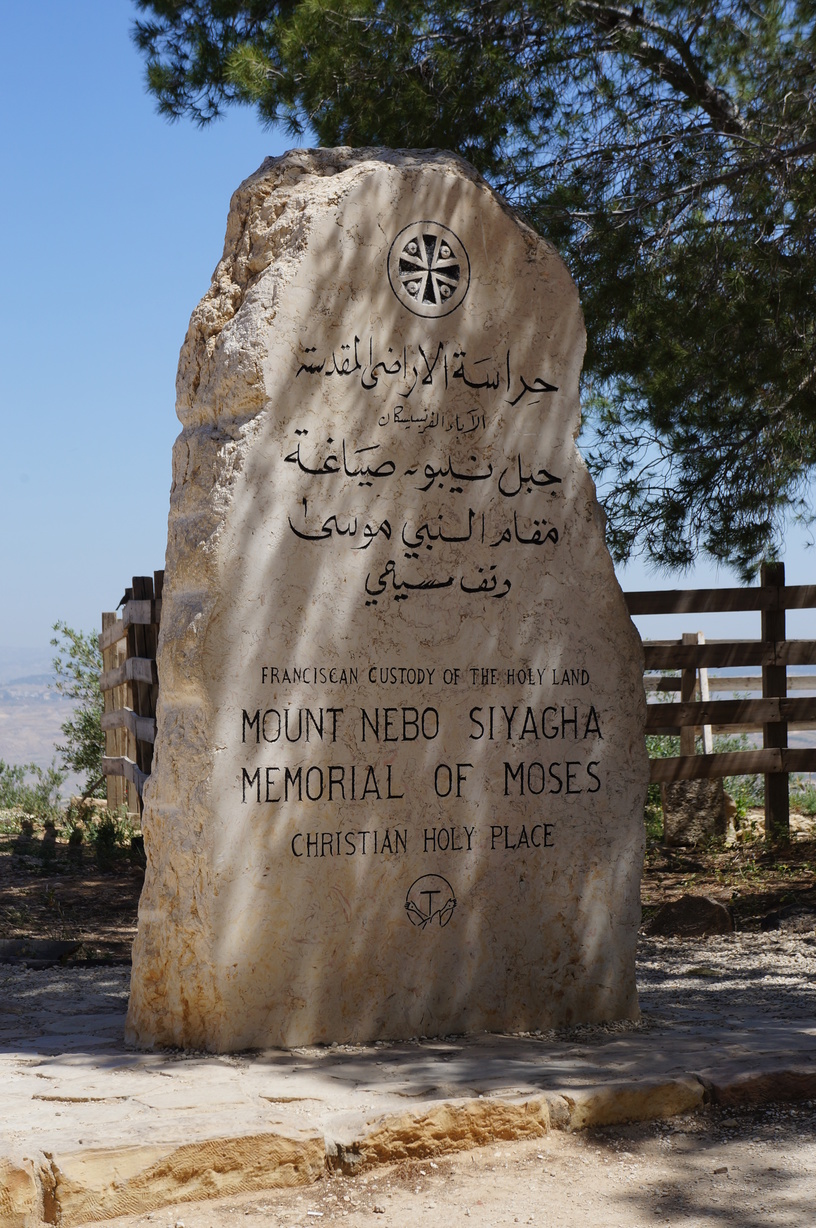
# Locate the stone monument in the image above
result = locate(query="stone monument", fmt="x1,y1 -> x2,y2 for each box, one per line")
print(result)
126,149 -> 649,1051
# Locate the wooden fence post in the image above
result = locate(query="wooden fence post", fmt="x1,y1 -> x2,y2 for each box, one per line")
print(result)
762,560 -> 789,843
678,631 -> 713,758
101,612 -> 126,810
100,573 -> 163,814
697,636 -> 714,755
128,574 -> 158,806
680,632 -> 698,756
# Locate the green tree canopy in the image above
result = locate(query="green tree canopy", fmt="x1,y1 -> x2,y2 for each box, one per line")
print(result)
51,622 -> 105,797
133,1 -> 816,575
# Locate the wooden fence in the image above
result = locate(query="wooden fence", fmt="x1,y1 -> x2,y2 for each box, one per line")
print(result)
99,573 -> 163,813
99,563 -> 816,839
626,562 -> 816,841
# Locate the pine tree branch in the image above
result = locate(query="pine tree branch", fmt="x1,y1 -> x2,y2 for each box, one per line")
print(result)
577,1 -> 745,134
561,136 -> 816,220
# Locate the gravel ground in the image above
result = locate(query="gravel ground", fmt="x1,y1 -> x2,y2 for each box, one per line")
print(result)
637,932 -> 816,1027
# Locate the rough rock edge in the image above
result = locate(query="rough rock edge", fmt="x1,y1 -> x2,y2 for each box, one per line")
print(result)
175,146 -> 546,428
6,1069 -> 816,1227
0,1155 -> 43,1228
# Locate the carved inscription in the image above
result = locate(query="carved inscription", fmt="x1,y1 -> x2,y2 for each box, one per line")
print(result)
236,661 -> 604,924
229,221 -> 604,926
288,330 -> 562,608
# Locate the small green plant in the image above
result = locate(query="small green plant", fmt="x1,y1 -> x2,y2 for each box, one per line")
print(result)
0,905 -> 29,929
790,777 -> 816,816
85,806 -> 136,869
798,788 -> 816,816
67,824 -> 84,866
716,733 -> 764,817
0,759 -> 65,821
63,798 -> 93,838
39,818 -> 58,866
642,675 -> 682,840
92,814 -> 119,869
644,731 -> 680,841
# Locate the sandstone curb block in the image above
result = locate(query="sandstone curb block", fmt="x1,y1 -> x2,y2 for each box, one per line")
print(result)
698,1064 -> 816,1108
331,1096 -> 554,1171
4,1066 -> 816,1227
0,1157 -> 43,1228
557,1076 -> 706,1130
47,1133 -> 325,1227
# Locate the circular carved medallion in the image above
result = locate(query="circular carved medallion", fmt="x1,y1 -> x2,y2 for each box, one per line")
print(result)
405,874 -> 457,928
387,222 -> 470,317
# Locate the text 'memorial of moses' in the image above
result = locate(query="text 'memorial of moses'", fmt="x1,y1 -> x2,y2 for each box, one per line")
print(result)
126,149 -> 648,1051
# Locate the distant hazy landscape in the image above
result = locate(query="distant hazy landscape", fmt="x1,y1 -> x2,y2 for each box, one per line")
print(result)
0,647 -> 83,795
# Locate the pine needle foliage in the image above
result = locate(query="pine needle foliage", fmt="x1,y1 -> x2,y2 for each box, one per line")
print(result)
133,1 -> 816,575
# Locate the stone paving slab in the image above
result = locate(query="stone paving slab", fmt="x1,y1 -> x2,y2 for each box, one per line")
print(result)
1,933 -> 815,1225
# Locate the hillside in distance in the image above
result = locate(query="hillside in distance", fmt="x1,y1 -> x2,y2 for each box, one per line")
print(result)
0,648 -> 83,795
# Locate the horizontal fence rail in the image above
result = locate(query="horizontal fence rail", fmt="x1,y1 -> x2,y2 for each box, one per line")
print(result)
626,585 -> 816,615
646,674 -> 816,692
645,696 -> 816,734
641,640 -> 816,669
648,747 -> 816,784
627,561 -> 816,841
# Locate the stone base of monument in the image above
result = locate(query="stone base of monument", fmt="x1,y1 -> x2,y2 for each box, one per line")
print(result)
661,779 -> 727,846
6,1065 -> 816,1225
23,1083 -> 707,1226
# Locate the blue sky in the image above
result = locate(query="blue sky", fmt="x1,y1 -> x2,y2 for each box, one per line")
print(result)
0,0 -> 813,658
0,1 -> 288,655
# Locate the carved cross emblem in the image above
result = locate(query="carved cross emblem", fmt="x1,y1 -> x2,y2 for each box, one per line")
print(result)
388,222 -> 471,317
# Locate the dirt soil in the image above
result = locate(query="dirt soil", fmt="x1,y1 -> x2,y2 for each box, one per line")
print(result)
642,818 -> 816,934
0,820 -> 143,961
0,814 -> 815,960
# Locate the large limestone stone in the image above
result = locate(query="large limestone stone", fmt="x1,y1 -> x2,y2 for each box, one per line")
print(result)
126,148 -> 648,1051
643,894 -> 734,938
661,779 -> 726,846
